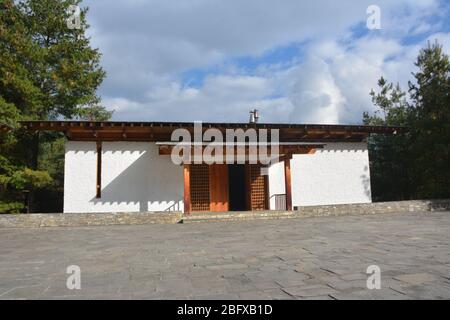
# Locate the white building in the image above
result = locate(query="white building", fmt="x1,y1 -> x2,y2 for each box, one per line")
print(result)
23,121 -> 402,213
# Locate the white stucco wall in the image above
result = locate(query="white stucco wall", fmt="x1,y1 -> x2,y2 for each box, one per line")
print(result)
268,161 -> 285,209
64,141 -> 183,213
65,141 -> 371,212
268,142 -> 371,208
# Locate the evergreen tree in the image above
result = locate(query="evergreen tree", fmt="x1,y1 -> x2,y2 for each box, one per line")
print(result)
0,0 -> 112,212
365,41 -> 450,201
408,41 -> 450,198
364,78 -> 414,201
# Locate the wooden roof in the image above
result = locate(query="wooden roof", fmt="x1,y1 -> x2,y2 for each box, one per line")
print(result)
20,120 -> 407,142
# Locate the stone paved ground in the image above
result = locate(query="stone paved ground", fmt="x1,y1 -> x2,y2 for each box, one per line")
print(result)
0,211 -> 449,300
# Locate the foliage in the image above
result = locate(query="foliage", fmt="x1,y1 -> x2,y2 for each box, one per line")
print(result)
365,41 -> 450,201
0,0 -> 112,213
408,41 -> 450,198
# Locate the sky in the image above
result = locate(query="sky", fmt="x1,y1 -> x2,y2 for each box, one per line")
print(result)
83,0 -> 450,124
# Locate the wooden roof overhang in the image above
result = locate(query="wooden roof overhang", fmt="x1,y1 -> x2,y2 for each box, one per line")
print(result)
19,121 -> 407,143
0,123 -> 13,133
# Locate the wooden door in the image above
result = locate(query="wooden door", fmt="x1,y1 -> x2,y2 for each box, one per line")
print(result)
246,164 -> 268,211
189,164 -> 210,212
209,164 -> 229,212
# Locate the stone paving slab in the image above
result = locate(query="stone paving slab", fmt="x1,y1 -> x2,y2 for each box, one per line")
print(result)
0,211 -> 449,299
393,273 -> 437,285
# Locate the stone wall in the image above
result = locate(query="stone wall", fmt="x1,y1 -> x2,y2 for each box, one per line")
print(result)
0,211 -> 183,228
295,199 -> 450,217
0,199 -> 449,228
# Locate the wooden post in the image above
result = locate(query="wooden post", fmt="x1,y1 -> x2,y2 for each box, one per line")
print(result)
183,164 -> 191,214
264,172 -> 269,210
245,164 -> 251,210
284,154 -> 292,211
96,141 -> 102,198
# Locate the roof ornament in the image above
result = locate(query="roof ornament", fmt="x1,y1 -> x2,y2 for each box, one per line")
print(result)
249,109 -> 259,124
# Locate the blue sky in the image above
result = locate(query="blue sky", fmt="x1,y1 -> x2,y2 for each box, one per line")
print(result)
181,41 -> 307,88
84,0 -> 450,124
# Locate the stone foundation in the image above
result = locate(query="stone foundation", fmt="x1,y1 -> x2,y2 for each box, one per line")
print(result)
0,211 -> 183,228
0,199 -> 449,228
295,199 -> 450,217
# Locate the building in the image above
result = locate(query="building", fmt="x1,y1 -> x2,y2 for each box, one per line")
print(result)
21,121 -> 403,214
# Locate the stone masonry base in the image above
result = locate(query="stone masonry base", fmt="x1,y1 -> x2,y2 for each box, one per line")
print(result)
0,199 -> 449,228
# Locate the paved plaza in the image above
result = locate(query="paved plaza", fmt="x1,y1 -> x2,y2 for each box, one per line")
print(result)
0,211 -> 449,299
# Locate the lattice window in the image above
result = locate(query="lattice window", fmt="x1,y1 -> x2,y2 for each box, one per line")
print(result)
190,164 -> 210,212
249,165 -> 267,211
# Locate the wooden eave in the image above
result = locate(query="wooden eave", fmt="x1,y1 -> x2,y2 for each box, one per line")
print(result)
19,120 -> 407,142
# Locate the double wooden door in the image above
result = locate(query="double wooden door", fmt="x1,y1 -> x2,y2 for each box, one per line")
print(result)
188,164 -> 267,213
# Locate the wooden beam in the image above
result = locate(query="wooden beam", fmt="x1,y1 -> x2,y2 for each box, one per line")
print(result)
158,145 -> 173,155
284,154 -> 292,211
158,144 -> 323,158
280,146 -> 319,155
96,141 -> 102,198
183,164 -> 191,214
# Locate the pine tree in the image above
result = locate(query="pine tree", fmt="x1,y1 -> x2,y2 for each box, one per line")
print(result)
409,41 -> 450,198
365,41 -> 450,201
0,0 -> 112,212
364,78 -> 414,200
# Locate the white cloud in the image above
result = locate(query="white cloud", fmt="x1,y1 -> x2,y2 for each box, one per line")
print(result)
105,33 -> 450,124
82,0 -> 449,124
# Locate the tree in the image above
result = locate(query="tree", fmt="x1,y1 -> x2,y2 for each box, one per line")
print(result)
365,41 -> 450,201
364,78 -> 414,201
408,41 -> 450,198
0,0 -> 112,213
0,98 -> 53,212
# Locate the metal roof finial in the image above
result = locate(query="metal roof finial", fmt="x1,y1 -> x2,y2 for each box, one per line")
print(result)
249,109 -> 259,124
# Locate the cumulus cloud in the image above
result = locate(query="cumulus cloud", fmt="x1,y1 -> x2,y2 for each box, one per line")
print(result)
83,0 -> 449,123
